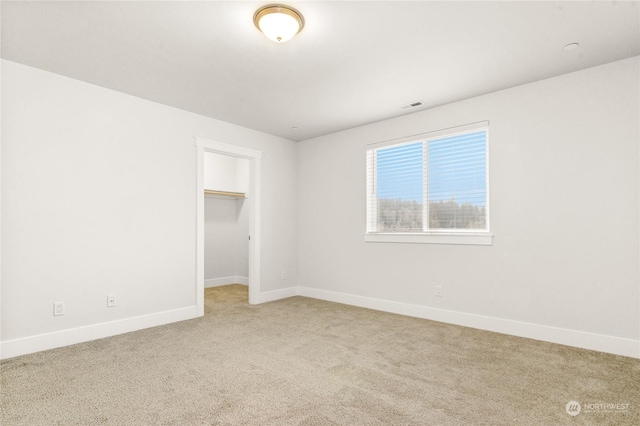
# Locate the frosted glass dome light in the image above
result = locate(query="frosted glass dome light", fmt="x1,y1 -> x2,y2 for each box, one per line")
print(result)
254,5 -> 304,43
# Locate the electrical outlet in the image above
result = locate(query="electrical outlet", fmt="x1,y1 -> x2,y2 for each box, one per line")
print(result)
54,302 -> 65,316
435,286 -> 443,297
281,272 -> 286,280
107,294 -> 116,307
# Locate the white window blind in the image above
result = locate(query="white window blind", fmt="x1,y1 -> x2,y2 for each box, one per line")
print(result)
366,122 -> 489,240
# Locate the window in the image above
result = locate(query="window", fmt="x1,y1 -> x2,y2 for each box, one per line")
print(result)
365,121 -> 492,245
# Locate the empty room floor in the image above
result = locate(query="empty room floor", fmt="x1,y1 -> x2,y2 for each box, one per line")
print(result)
1,285 -> 638,425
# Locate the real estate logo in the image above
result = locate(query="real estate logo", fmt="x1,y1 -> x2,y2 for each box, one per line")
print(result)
566,401 -> 581,416
566,400 -> 631,416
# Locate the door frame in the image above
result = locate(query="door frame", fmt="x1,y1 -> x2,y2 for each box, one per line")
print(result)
196,137 -> 262,315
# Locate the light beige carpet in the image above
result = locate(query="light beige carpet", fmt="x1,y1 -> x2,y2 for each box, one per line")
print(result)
1,284 -> 638,425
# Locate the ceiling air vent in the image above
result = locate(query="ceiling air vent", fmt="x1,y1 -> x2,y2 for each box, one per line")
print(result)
400,101 -> 423,110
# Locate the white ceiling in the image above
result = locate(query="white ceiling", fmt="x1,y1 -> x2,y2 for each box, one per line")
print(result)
2,1 -> 639,142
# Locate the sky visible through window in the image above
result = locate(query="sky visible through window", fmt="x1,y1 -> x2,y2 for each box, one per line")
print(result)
427,130 -> 487,206
376,141 -> 424,203
376,130 -> 487,207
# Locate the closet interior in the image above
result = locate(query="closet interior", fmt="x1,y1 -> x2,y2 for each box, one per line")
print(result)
204,152 -> 250,290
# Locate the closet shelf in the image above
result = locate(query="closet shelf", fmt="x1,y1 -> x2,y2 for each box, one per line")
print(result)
204,189 -> 246,198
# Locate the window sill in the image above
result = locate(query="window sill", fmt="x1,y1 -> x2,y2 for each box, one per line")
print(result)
364,232 -> 493,246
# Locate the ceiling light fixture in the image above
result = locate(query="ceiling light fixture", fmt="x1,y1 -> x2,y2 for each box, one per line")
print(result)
254,4 -> 304,43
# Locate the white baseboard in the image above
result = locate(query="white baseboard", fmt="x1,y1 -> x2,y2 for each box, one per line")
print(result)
205,276 -> 249,288
254,286 -> 299,304
0,306 -> 198,360
297,287 -> 640,359
0,284 -> 291,359
4,287 -> 636,360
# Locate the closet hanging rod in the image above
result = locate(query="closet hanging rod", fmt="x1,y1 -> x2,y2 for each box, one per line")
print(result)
204,189 -> 246,198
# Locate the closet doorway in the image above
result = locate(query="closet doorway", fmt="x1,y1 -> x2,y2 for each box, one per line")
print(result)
196,138 -> 262,316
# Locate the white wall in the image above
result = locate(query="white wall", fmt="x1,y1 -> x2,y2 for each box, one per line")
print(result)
297,57 -> 640,357
204,196 -> 249,285
1,60 -> 298,358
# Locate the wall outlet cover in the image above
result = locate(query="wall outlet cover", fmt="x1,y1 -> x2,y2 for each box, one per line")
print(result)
54,302 -> 65,316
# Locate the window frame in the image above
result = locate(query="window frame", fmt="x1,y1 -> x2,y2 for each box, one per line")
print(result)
364,121 -> 493,246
